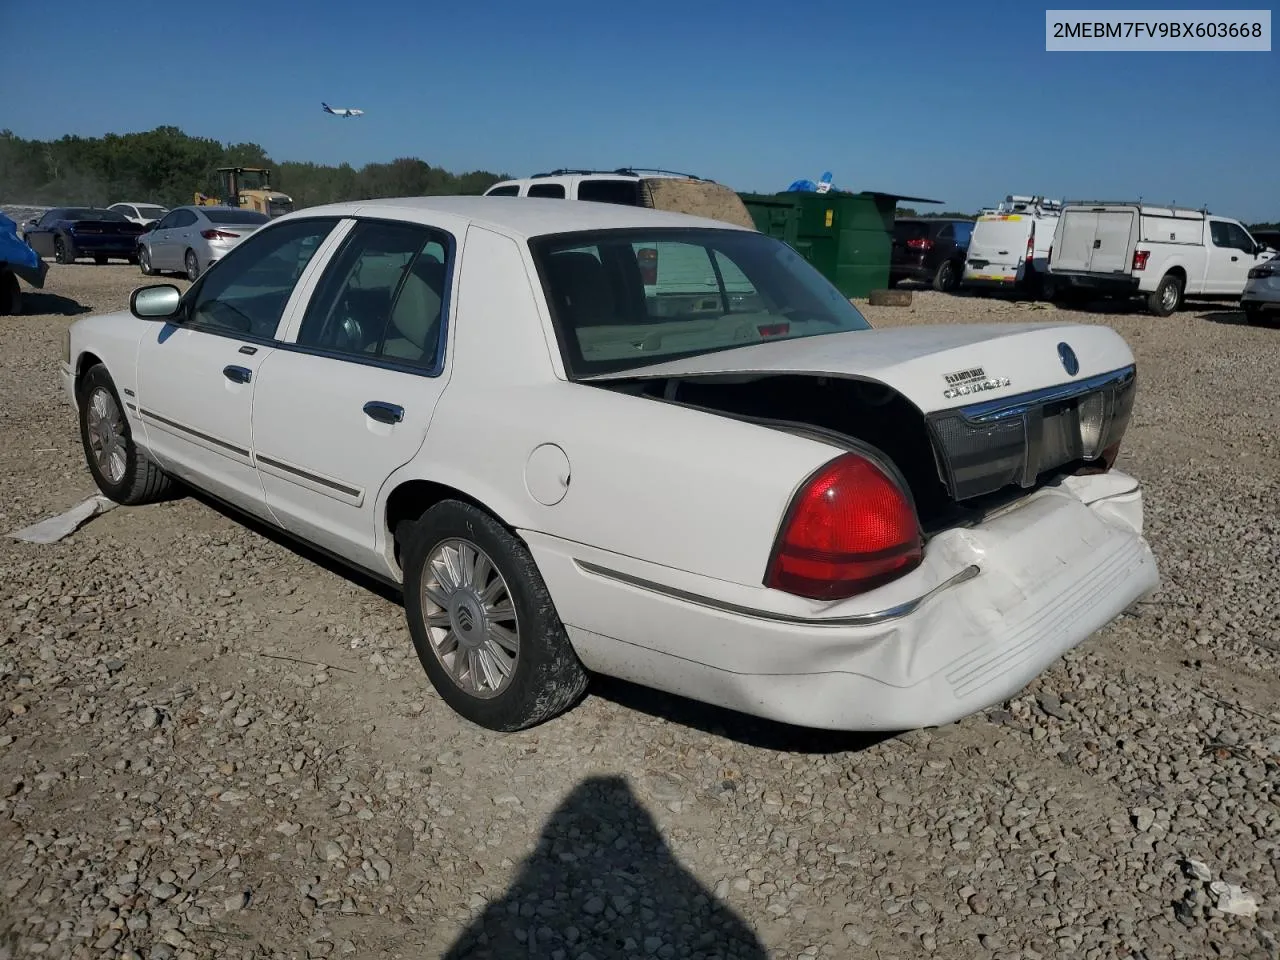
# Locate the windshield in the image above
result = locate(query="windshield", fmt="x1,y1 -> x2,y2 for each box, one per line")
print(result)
65,208 -> 129,222
204,209 -> 270,225
529,227 -> 872,378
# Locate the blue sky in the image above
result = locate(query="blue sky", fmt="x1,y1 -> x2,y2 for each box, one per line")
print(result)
4,0 -> 1276,219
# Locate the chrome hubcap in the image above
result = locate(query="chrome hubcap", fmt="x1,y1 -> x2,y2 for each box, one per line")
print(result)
1162,284 -> 1177,309
86,387 -> 127,483
421,539 -> 519,699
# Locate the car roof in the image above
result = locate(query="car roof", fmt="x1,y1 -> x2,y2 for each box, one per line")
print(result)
285,195 -> 755,239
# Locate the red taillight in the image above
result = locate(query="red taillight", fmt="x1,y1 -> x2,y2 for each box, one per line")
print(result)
765,453 -> 924,601
757,322 -> 790,338
1132,250 -> 1150,271
906,238 -> 933,251
202,229 -> 239,240
1025,231 -> 1035,264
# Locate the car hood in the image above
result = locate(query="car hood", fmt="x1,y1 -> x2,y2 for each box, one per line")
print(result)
582,321 -> 1136,414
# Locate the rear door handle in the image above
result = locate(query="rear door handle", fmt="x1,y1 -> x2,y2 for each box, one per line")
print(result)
223,365 -> 252,384
363,401 -> 404,424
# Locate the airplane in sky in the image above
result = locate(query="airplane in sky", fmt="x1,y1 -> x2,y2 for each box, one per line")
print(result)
322,102 -> 365,118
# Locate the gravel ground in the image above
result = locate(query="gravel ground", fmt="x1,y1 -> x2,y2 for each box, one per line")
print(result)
1,264 -> 1278,960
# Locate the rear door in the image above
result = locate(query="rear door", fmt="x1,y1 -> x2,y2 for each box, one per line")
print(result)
250,218 -> 455,572
1089,211 -> 1135,272
1052,209 -> 1099,272
966,215 -> 1030,280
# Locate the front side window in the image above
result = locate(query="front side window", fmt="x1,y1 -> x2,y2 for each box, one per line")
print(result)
530,228 -> 872,377
296,220 -> 450,371
185,217 -> 339,339
486,185 -> 520,197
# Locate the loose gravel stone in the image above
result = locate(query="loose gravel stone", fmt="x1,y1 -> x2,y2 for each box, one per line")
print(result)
1,269 -> 1278,958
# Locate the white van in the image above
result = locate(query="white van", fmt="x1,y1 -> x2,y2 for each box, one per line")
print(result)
962,196 -> 1061,296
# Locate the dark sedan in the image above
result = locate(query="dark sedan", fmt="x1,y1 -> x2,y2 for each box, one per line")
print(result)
23,207 -> 147,265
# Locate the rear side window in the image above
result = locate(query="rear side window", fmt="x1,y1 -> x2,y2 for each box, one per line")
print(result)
486,185 -> 520,196
953,222 -> 974,245
528,183 -> 567,199
577,179 -> 641,206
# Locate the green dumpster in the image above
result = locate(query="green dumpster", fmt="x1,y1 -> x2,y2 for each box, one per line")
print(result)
738,190 -> 941,299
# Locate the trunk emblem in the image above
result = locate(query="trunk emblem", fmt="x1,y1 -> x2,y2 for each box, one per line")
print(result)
1057,342 -> 1079,376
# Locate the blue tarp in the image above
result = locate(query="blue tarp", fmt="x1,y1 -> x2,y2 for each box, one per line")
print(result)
0,212 -> 47,289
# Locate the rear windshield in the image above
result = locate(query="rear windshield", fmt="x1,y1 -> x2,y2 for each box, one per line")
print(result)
65,208 -> 129,222
530,228 -> 872,378
893,220 -> 931,240
136,205 -> 167,218
204,210 -> 270,224
577,179 -> 640,206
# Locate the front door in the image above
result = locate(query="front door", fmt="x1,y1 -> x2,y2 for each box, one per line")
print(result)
134,216 -> 341,519
1206,219 -> 1262,295
250,218 -> 455,573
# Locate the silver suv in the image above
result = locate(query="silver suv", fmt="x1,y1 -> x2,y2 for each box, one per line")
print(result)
1242,253 -> 1280,328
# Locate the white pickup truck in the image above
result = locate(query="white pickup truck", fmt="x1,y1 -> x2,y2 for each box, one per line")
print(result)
1046,202 -> 1275,316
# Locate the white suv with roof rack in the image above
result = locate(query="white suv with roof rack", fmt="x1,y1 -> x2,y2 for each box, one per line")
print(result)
482,168 -> 757,230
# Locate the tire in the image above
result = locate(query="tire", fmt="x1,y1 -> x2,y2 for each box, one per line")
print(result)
1039,274 -> 1058,302
400,499 -> 589,731
184,249 -> 200,282
138,246 -> 156,276
93,255 -> 108,265
0,270 -> 20,316
77,364 -> 174,505
1245,304 -> 1278,329
54,236 -> 75,265
1146,273 -> 1183,317
933,258 -> 959,292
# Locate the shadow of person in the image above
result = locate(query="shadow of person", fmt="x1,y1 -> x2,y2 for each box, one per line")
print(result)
443,775 -> 769,959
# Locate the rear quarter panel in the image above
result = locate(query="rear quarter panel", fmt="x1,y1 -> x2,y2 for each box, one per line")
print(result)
382,224 -> 838,587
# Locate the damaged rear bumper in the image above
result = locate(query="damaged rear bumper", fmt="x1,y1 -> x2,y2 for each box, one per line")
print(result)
525,469 -> 1158,732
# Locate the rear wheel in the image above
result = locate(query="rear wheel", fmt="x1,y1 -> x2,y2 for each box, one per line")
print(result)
93,255 -> 108,265
933,259 -> 959,292
77,364 -> 174,505
1147,273 -> 1183,316
1244,304 -> 1277,328
400,500 -> 589,731
184,249 -> 200,281
54,236 -> 75,265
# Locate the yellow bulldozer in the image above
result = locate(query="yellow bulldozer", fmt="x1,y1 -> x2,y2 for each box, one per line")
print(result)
194,167 -> 295,217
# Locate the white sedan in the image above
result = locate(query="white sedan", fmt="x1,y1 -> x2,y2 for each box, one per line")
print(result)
59,196 -> 1159,733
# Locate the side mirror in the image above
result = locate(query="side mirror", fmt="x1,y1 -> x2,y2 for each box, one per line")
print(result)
130,284 -> 183,320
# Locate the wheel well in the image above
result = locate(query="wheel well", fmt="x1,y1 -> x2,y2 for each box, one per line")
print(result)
384,480 -> 505,569
74,352 -> 104,399
1164,265 -> 1187,284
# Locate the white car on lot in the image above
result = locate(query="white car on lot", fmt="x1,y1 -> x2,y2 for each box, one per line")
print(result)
59,196 -> 1159,733
1241,254 -> 1280,327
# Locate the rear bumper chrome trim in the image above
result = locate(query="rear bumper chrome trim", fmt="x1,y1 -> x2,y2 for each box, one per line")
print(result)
574,560 -> 981,628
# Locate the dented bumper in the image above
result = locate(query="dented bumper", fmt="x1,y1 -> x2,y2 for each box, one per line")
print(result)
525,469 -> 1158,732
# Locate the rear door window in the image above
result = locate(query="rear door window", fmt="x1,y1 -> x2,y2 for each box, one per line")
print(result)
486,185 -> 520,196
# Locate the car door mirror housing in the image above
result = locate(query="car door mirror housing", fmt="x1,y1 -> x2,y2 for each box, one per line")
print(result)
130,284 -> 183,320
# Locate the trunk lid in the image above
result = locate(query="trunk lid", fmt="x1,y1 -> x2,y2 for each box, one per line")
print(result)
582,321 -> 1133,416
71,219 -> 146,237
587,323 -> 1138,505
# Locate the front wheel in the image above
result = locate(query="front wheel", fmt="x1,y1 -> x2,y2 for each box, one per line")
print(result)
54,236 -> 75,265
400,500 -> 589,731
1146,273 -> 1183,316
78,364 -> 174,505
138,246 -> 156,276
1244,304 -> 1278,328
0,270 -> 20,316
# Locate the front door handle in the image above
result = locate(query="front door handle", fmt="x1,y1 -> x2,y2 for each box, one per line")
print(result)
363,401 -> 404,424
223,365 -> 252,384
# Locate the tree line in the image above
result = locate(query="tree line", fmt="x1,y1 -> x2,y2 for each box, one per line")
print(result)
0,127 -> 509,210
